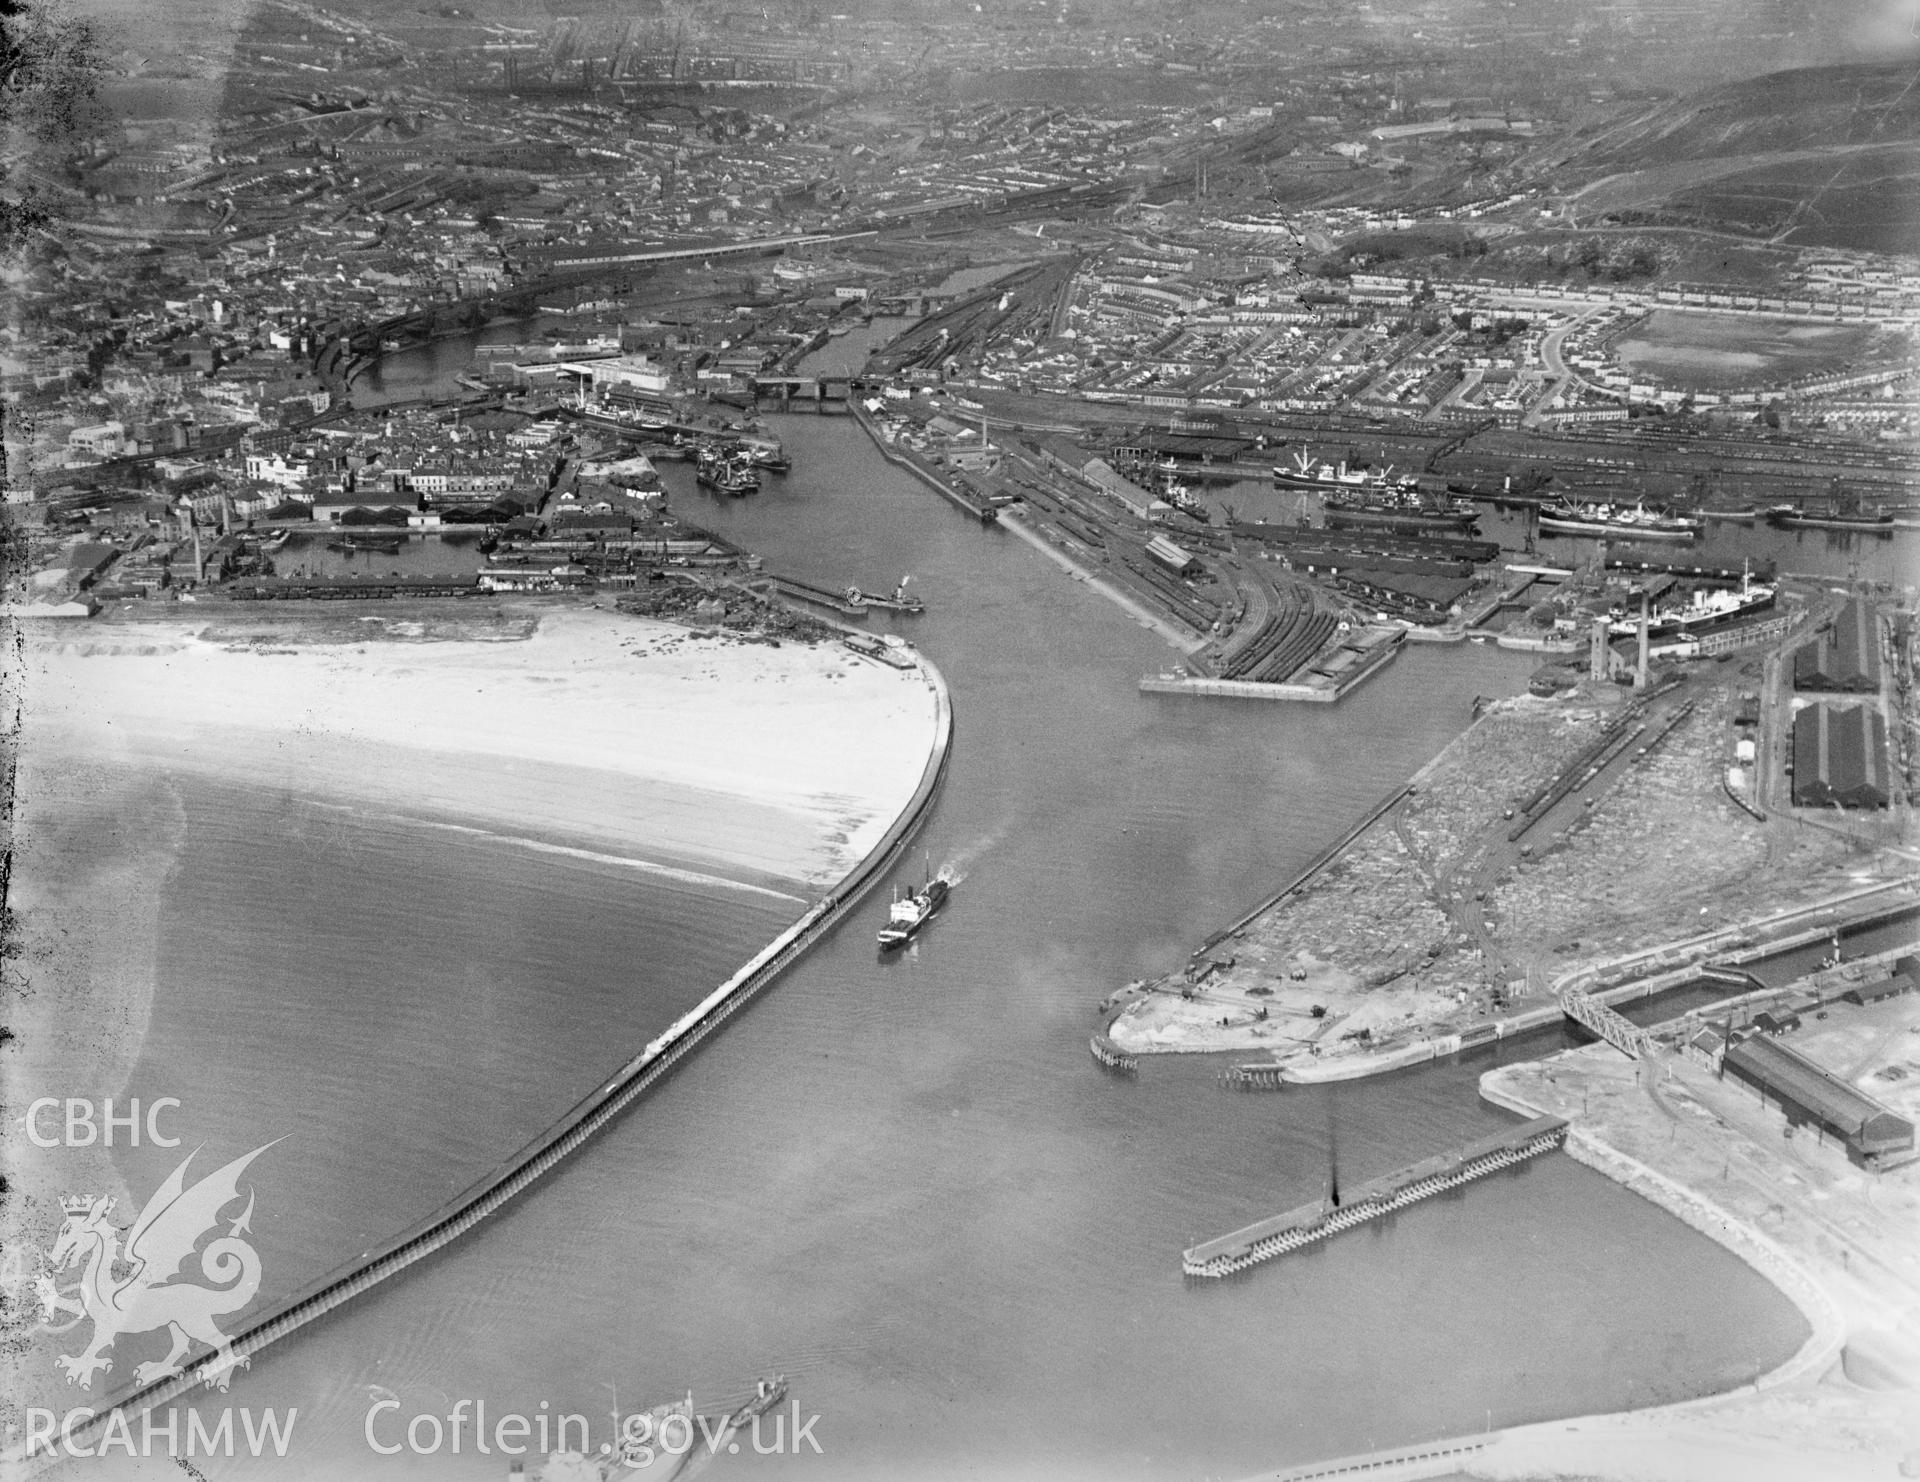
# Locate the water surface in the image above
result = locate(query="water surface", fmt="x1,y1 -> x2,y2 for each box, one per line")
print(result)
73,410 -> 1810,1479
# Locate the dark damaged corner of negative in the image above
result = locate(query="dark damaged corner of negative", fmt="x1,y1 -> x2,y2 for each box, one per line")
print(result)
3,0 -> 108,248
4,0 -> 100,1205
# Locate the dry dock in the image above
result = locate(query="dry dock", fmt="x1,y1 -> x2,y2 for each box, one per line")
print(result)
1181,1116 -> 1567,1278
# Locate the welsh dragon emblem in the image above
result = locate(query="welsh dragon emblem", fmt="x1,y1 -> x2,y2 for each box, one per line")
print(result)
40,1142 -> 276,1393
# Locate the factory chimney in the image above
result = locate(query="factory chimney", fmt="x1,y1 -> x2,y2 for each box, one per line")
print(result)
1635,591 -> 1650,688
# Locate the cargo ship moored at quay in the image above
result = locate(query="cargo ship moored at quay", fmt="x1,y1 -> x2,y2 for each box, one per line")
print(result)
1322,488 -> 1481,537
1764,503 -> 1896,534
1537,500 -> 1701,542
1272,456 -> 1479,534
1609,569 -> 1777,641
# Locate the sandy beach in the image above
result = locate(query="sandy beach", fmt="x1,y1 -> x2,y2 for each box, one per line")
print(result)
1,600 -> 944,1418
19,603 -> 943,893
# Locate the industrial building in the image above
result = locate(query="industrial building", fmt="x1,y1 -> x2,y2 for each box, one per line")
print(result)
1793,599 -> 1881,692
1847,956 -> 1919,1006
1723,1034 -> 1915,1168
1079,457 -> 1161,520
1791,703 -> 1891,809
1145,533 -> 1202,576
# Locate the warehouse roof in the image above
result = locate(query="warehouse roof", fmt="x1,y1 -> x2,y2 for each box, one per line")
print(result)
1726,1034 -> 1912,1146
1793,599 -> 1880,692
1791,703 -> 1889,808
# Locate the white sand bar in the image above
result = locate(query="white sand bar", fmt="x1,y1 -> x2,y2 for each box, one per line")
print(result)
22,606 -> 942,892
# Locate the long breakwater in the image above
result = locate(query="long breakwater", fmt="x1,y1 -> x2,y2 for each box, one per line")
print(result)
1181,1116 -> 1567,1278
40,650 -> 954,1460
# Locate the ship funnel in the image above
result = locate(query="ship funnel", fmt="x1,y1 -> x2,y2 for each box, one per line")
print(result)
1327,1093 -> 1342,1208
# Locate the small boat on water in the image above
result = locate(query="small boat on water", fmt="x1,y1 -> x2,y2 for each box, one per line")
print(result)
853,576 -> 925,613
722,430 -> 790,472
327,534 -> 405,555
879,860 -> 950,950
591,1376 -> 787,1479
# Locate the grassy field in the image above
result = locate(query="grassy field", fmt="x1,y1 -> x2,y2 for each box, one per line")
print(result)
1611,310 -> 1883,389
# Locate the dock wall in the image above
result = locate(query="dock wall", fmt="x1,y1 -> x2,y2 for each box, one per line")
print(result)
1140,628 -> 1401,704
45,654 -> 956,1458
1191,784 -> 1412,961
850,403 -> 999,522
1180,662 -> 1527,976
1254,1435 -> 1498,1482
999,508 -> 1208,654
1273,886 -> 1913,1086
1235,1070 -> 1849,1481
1140,674 -> 1336,702
1478,1068 -> 1847,1405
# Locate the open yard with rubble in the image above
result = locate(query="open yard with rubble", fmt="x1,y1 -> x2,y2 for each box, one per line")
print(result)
1111,688 -> 1630,1059
1109,667 -> 1892,1067
1106,815 -> 1460,1055
1492,683 -> 1861,963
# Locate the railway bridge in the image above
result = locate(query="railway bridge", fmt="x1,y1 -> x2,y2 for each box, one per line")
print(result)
1560,985 -> 1655,1059
750,374 -> 853,410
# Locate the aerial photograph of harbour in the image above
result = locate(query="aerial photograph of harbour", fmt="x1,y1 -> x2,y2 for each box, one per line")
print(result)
1,0 -> 1916,1478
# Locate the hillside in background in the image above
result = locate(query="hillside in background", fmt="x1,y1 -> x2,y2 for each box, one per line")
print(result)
1536,62 -> 1920,252
1573,63 -> 1920,167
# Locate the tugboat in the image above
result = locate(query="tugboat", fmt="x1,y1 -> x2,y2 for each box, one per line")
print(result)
1157,478 -> 1214,524
878,859 -> 950,950
738,435 -> 791,473
855,575 -> 926,614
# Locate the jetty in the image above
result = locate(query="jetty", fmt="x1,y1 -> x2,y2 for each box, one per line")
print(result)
758,573 -> 870,615
1222,1061 -> 1289,1090
1180,1116 -> 1567,1278
1141,625 -> 1404,704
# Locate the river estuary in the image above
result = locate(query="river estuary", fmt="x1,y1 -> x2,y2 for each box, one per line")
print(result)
71,340 -> 1828,1481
